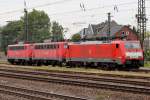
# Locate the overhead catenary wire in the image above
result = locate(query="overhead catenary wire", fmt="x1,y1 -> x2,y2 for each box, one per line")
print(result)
0,0 -> 73,16
0,0 -> 150,16
1,7 -> 149,27
0,0 -> 149,23
0,1 -> 144,17
0,0 -> 149,32
0,1 -> 139,23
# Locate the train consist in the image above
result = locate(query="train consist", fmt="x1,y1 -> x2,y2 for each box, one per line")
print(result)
7,40 -> 144,69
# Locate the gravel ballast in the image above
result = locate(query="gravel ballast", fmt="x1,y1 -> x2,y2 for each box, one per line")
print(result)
0,76 -> 149,100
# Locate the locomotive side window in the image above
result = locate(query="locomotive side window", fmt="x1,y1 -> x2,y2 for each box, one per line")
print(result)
64,43 -> 68,49
9,46 -> 25,50
56,44 -> 59,49
34,44 -> 60,49
47,45 -> 50,49
35,45 -> 38,49
116,44 -> 119,48
50,45 -> 52,49
55,44 -> 59,49
35,45 -> 41,49
43,45 -> 45,49
51,45 -> 53,49
53,44 -> 56,49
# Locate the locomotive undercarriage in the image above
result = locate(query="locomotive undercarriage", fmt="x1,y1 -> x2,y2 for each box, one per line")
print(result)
124,60 -> 144,69
7,58 -> 142,70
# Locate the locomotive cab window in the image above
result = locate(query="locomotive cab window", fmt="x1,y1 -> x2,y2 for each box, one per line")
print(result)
64,43 -> 68,49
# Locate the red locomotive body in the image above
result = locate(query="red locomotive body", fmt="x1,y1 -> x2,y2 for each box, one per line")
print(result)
7,44 -> 32,64
32,42 -> 67,65
66,40 -> 143,69
7,40 -> 144,69
65,41 -> 122,67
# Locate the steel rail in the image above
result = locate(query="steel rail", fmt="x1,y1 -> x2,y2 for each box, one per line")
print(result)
0,84 -> 87,100
0,68 -> 150,87
1,63 -> 150,73
0,69 -> 149,95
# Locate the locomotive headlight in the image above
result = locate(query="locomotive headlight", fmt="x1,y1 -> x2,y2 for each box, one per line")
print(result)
138,56 -> 143,59
126,52 -> 143,59
126,56 -> 130,59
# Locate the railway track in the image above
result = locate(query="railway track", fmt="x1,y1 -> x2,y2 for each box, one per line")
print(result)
0,84 -> 86,100
1,62 -> 150,73
0,66 -> 150,80
0,67 -> 150,95
132,67 -> 150,73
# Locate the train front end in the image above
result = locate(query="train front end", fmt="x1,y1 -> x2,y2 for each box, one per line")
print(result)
124,41 -> 144,68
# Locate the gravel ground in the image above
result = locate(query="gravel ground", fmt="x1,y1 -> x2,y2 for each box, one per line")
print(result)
0,76 -> 150,100
0,93 -> 29,100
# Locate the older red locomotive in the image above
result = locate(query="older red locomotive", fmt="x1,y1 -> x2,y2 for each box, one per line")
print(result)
7,40 -> 144,69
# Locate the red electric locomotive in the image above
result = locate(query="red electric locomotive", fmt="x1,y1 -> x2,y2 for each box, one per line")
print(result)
7,40 -> 144,69
66,40 -> 143,69
7,43 -> 33,65
32,42 -> 68,66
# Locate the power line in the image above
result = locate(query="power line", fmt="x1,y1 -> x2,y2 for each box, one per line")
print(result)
48,4 -> 149,17
0,0 -> 73,16
1,0 -> 150,18
0,1 -> 149,23
0,1 -> 144,16
49,1 -> 139,16
1,7 -> 149,25
28,0 -> 73,9
0,0 -> 149,27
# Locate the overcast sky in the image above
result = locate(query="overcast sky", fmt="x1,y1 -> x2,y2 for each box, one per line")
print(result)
0,0 -> 150,38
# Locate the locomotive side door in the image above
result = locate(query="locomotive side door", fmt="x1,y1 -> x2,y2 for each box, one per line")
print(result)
113,43 -> 121,65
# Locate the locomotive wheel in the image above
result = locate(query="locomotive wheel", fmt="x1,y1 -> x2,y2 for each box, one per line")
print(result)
36,61 -> 41,66
21,60 -> 25,65
101,64 -> 111,71
57,61 -> 62,67
27,61 -> 32,66
68,62 -> 73,67
51,61 -> 56,67
8,60 -> 14,64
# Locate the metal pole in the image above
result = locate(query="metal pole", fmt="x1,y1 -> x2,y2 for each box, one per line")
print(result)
24,5 -> 28,42
108,12 -> 111,40
137,0 -> 146,49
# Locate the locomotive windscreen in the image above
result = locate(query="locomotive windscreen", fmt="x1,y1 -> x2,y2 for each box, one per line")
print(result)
125,41 -> 141,49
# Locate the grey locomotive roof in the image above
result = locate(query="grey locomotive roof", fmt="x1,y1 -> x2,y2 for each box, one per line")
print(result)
69,41 -> 111,45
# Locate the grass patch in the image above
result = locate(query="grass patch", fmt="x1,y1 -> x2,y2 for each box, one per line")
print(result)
96,95 -> 108,100
144,61 -> 150,67
1,63 -> 150,78
95,92 -> 111,100
0,61 -> 8,64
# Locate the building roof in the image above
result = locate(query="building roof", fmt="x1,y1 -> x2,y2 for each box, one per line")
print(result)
85,20 -> 124,39
93,20 -> 123,36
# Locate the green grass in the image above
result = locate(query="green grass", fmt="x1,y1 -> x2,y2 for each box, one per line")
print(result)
145,61 -> 150,67
2,64 -> 150,78
95,92 -> 112,100
0,60 -> 8,64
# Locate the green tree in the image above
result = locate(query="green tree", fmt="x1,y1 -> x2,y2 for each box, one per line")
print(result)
145,31 -> 150,60
51,21 -> 64,41
1,20 -> 23,52
0,9 -> 64,52
21,9 -> 51,43
71,34 -> 81,42
145,31 -> 150,38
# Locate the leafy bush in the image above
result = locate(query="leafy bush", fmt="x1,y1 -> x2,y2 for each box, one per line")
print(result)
145,49 -> 150,61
